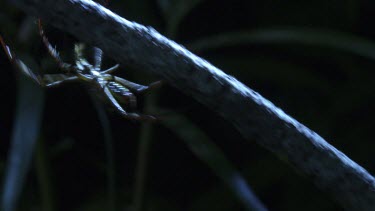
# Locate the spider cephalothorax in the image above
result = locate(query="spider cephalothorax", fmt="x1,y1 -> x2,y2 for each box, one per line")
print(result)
0,20 -> 160,121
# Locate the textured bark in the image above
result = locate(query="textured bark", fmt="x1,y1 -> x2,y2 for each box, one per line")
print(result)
8,0 -> 375,210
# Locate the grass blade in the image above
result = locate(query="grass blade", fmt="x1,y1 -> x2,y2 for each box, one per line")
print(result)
162,114 -> 267,211
157,0 -> 206,37
133,91 -> 158,211
90,94 -> 116,211
1,74 -> 45,211
187,28 -> 375,60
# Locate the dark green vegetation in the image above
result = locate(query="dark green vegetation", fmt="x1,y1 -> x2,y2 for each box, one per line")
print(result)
0,0 -> 374,210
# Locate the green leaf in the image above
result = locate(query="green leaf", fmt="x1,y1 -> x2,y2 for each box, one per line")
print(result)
161,114 -> 267,211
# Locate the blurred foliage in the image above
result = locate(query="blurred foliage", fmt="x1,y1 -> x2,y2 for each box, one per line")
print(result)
0,0 -> 375,210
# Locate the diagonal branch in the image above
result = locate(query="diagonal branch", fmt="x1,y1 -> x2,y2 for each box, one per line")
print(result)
8,0 -> 375,210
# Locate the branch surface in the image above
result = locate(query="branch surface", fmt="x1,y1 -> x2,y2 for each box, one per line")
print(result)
8,0 -> 375,210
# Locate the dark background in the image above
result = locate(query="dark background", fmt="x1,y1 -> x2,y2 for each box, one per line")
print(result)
0,0 -> 374,210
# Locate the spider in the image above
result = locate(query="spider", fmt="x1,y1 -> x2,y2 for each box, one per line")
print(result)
0,20 -> 161,121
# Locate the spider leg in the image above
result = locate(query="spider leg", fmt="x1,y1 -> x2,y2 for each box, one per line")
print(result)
0,35 -> 44,85
38,19 -> 73,72
93,0 -> 112,71
93,47 -> 103,71
15,60 -> 43,85
101,64 -> 120,74
0,35 -> 14,61
1,35 -> 80,88
146,80 -> 164,91
112,76 -> 148,93
113,76 -> 162,93
43,74 -> 79,87
103,86 -> 157,121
